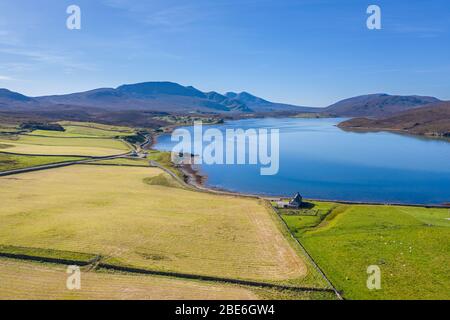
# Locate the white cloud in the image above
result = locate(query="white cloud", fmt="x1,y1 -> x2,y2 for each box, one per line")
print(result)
0,47 -> 96,71
0,75 -> 13,81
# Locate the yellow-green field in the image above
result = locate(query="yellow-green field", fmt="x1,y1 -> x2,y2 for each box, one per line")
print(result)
0,258 -> 336,300
91,157 -> 150,166
0,124 -> 18,134
29,126 -> 135,138
0,153 -> 84,172
57,121 -> 135,133
0,258 -> 257,300
0,135 -> 130,157
0,165 -> 314,286
147,150 -> 183,178
281,202 -> 450,300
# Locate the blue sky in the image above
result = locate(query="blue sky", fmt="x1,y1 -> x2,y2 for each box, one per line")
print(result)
0,0 -> 449,107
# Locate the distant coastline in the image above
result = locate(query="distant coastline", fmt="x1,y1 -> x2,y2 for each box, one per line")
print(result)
338,102 -> 450,138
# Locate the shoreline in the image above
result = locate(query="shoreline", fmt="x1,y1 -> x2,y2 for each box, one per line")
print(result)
171,159 -> 450,209
179,162 -> 208,187
148,127 -> 208,188
338,125 -> 450,140
149,122 -> 450,209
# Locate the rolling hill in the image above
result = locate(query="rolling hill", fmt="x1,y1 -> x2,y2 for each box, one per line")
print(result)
0,89 -> 37,109
1,85 -> 446,129
32,82 -> 313,114
325,94 -> 440,117
0,82 -> 318,127
35,82 -> 240,113
338,101 -> 450,137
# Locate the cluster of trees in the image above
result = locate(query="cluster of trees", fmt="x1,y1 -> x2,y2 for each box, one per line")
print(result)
20,122 -> 65,132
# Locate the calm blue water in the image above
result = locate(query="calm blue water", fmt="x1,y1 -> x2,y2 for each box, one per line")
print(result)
154,118 -> 450,205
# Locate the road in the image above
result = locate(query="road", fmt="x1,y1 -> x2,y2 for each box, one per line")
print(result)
0,153 -> 136,177
0,137 -> 138,177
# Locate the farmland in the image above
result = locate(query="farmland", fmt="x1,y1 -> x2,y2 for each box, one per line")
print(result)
29,125 -> 135,138
91,157 -> 150,166
0,165 -> 324,289
57,121 -> 136,134
0,121 -> 135,157
0,258 -> 257,300
0,258 -> 336,300
280,202 -> 450,300
0,153 -> 84,172
0,124 -> 19,134
0,134 -> 131,157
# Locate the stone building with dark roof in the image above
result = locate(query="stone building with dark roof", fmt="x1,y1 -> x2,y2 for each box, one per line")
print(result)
277,192 -> 303,209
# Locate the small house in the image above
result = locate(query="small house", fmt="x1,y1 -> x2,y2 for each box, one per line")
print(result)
288,192 -> 303,208
277,192 -> 303,209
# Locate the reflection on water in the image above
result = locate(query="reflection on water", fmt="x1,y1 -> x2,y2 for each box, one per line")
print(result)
155,118 -> 450,205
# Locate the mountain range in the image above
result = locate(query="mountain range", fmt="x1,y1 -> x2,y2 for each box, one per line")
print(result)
0,82 -> 315,114
0,82 -> 448,135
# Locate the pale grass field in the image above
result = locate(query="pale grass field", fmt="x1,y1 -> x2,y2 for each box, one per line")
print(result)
0,258 -> 257,300
57,121 -> 135,133
0,165 -> 306,283
92,157 -> 150,166
0,135 -> 130,156
29,126 -> 135,138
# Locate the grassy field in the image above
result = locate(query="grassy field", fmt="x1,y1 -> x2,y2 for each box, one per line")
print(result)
0,258 -> 257,300
0,124 -> 19,134
281,202 -> 450,300
91,157 -> 150,166
0,153 -> 84,172
29,126 -> 136,138
57,121 -> 135,133
0,165 -> 321,287
0,258 -> 336,300
147,150 -> 183,178
0,135 -> 130,157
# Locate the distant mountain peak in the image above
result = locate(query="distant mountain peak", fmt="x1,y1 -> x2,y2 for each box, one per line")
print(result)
205,91 -> 252,112
0,88 -> 34,102
116,81 -> 206,98
225,91 -> 270,105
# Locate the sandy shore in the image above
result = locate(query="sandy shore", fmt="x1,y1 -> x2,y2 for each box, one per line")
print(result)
179,163 -> 207,188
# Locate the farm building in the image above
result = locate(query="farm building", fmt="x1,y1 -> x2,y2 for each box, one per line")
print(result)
277,193 -> 303,209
